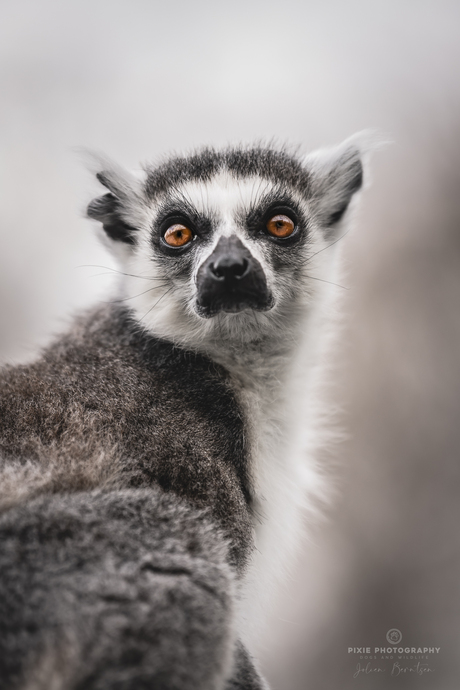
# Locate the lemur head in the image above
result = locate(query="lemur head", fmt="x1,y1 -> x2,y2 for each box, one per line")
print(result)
87,135 -> 370,348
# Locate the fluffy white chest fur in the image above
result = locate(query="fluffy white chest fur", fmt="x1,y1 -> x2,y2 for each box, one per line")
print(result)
205,279 -> 338,643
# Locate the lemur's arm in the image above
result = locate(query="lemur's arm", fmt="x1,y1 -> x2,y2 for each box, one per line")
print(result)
0,487 -> 260,690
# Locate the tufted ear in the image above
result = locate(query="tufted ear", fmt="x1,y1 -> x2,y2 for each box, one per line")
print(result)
86,155 -> 146,246
304,131 -> 378,235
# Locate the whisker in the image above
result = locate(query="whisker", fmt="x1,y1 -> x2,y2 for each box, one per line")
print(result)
87,271 -> 167,282
200,182 -> 205,215
216,312 -> 225,341
304,274 -> 349,290
108,284 -> 171,304
87,271 -> 122,279
140,286 -> 175,323
308,229 -> 351,261
77,264 -> 158,281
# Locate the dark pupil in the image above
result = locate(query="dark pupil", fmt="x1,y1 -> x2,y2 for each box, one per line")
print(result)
276,221 -> 284,228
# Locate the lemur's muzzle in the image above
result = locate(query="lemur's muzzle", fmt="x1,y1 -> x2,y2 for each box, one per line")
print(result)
195,235 -> 273,317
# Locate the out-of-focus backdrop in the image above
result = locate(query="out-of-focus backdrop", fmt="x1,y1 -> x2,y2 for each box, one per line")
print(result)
1,1 -> 460,688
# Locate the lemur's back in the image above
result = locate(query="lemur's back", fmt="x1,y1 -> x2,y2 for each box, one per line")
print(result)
0,305 -> 253,569
0,136 -> 370,689
0,306 -> 263,689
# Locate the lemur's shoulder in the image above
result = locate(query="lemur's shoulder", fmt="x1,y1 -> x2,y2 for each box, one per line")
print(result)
0,305 -> 233,436
0,305 -> 253,568
0,304 -> 243,446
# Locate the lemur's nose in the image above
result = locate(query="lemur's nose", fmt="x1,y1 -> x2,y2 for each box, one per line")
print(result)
196,234 -> 273,317
209,255 -> 249,281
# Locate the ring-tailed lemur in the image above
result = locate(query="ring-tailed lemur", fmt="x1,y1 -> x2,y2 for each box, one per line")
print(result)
0,134 -> 369,690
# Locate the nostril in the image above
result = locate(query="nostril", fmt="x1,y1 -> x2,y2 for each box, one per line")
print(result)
210,257 -> 249,280
232,258 -> 248,278
209,263 -> 221,279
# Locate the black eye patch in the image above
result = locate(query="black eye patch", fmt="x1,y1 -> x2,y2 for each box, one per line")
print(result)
244,195 -> 306,246
152,201 -> 215,256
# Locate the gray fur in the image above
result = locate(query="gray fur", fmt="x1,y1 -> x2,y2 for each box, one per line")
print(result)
0,137 -> 371,689
0,488 -> 234,690
0,306 -> 264,689
0,306 -> 253,569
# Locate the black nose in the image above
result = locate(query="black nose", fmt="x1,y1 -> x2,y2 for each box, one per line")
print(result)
195,235 -> 274,317
209,256 -> 249,281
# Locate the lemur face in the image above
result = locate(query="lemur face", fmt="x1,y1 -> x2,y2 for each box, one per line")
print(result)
146,173 -> 311,322
88,138 -> 366,346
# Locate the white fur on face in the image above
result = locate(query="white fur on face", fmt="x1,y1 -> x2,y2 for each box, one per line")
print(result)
119,173 -> 334,351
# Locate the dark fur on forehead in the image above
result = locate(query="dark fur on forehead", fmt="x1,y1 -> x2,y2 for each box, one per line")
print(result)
144,145 -> 311,199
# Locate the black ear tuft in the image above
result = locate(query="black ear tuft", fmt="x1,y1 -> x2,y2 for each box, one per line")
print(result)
325,155 -> 363,227
304,131 -> 379,236
87,192 -> 137,245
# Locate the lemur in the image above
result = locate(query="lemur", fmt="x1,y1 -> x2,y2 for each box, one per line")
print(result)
0,134 -> 369,690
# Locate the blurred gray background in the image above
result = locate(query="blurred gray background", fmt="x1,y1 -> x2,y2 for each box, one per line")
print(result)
1,1 -> 460,688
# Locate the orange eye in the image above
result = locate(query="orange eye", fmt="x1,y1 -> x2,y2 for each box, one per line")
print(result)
266,214 -> 295,238
163,224 -> 193,247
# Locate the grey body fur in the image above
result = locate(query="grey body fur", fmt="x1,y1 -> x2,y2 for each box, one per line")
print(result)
0,306 -> 260,689
0,136 -> 370,688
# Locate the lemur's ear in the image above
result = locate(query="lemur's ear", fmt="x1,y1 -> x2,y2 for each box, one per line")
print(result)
87,191 -> 137,245
86,155 -> 146,246
304,131 -> 378,235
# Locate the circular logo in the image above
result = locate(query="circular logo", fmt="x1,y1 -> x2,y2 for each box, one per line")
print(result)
386,629 -> 402,645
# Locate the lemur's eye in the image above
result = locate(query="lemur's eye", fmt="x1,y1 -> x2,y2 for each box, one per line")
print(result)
266,214 -> 295,238
163,224 -> 193,247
